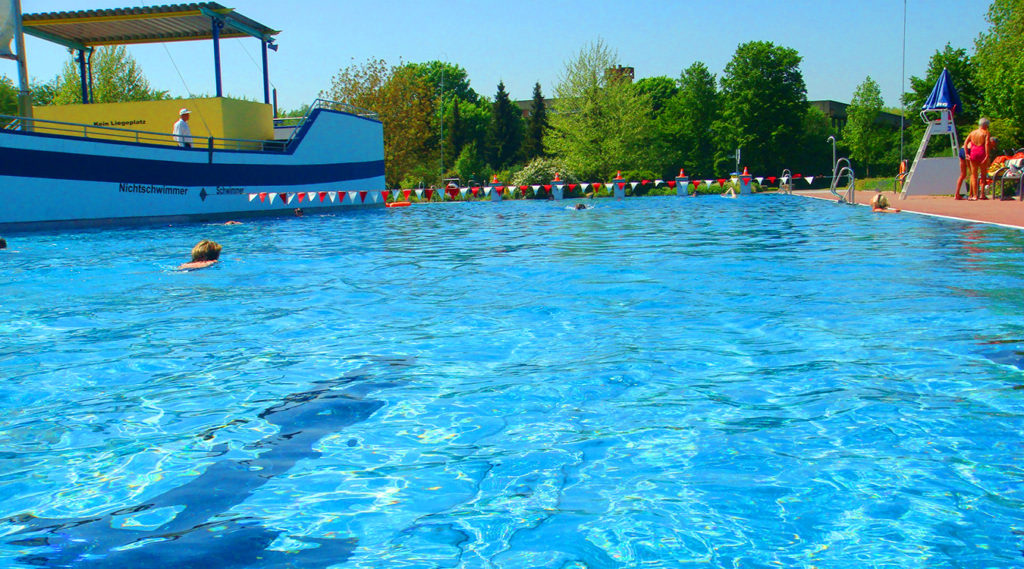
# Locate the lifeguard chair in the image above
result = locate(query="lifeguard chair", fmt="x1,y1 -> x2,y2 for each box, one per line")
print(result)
901,69 -> 962,198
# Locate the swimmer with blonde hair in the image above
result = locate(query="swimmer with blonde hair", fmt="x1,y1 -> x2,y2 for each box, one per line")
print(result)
178,239 -> 222,270
871,191 -> 900,213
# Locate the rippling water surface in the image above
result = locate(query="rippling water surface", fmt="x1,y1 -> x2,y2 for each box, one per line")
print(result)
1,195 -> 1023,568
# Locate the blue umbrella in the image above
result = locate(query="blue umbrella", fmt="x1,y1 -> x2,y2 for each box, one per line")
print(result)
922,68 -> 963,113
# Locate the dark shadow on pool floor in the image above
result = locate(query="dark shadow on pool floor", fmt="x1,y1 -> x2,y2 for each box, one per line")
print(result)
2,359 -> 407,568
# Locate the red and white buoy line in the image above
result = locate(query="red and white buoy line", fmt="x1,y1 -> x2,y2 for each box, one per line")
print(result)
243,171 -> 832,206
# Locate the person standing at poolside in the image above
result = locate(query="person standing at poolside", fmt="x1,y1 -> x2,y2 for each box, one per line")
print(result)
173,108 -> 193,149
964,118 -> 992,200
954,146 -> 968,199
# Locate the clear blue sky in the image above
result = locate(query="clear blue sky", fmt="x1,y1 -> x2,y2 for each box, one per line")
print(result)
7,0 -> 989,112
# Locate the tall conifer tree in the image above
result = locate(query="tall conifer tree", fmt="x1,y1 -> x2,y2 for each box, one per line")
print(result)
487,81 -> 523,170
523,82 -> 548,161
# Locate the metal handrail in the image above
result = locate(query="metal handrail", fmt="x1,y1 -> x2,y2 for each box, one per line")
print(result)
830,165 -> 856,204
778,168 -> 793,194
0,113 -> 286,152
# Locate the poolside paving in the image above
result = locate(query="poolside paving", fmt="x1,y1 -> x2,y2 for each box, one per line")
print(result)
794,189 -> 1024,230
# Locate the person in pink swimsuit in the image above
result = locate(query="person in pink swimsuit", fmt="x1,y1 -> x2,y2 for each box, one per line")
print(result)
964,118 -> 992,200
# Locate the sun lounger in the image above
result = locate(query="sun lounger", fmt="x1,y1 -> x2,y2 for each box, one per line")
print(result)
989,153 -> 1024,200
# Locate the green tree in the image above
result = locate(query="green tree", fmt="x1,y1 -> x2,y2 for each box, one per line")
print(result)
454,141 -> 489,183
408,60 -> 480,105
844,76 -> 887,176
546,38 -> 656,180
487,81 -> 523,170
656,62 -> 719,177
521,82 -> 548,161
0,75 -> 16,116
323,58 -> 436,187
716,41 -> 807,175
974,0 -> 1024,146
51,46 -> 166,105
634,76 -> 677,116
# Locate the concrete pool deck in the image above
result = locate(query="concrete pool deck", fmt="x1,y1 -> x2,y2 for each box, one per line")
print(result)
793,189 -> 1024,230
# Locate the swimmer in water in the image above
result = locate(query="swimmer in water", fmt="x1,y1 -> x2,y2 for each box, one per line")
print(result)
0,237 -> 6,250
294,208 -> 304,217
871,191 -> 900,213
575,203 -> 588,210
178,239 -> 222,270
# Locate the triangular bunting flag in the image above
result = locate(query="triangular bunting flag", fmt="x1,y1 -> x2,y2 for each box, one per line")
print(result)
496,185 -> 504,192
569,183 -> 578,190
248,193 -> 257,202
319,192 -> 327,202
281,193 -> 291,204
794,173 -> 803,178
717,179 -> 726,188
268,193 -> 277,204
667,181 -> 676,188
392,190 -> 401,200
755,177 -> 763,185
460,187 -> 468,197
403,189 -> 411,200
359,191 -> 368,203
630,182 -> 639,190
617,182 -> 625,190
471,188 -> 479,196
805,176 -> 815,185
705,180 -> 714,188
259,192 -> 267,203
592,183 -> 602,190
484,186 -> 492,194
543,185 -> 551,191
654,179 -> 663,186
424,189 -> 434,200
415,189 -> 423,199
767,176 -> 777,184
531,185 -> 541,192
307,192 -> 316,202
381,191 -> 389,202
296,193 -> 306,203
581,183 -> 590,190
519,185 -> 529,191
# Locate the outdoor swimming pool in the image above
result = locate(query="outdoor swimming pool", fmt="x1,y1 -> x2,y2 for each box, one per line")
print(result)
1,195 -> 1022,568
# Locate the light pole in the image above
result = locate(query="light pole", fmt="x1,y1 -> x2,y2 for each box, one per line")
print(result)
827,135 -> 836,175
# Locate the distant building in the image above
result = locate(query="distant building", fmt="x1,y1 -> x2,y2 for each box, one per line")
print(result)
516,98 -> 555,118
605,65 -> 635,83
809,100 -> 905,131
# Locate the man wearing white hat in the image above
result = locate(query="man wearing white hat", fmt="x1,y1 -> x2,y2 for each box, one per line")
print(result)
173,108 -> 193,148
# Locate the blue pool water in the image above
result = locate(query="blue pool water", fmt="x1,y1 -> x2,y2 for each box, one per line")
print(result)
1,195 -> 1023,568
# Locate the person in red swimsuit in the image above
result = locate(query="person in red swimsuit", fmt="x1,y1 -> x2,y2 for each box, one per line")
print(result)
964,118 -> 992,200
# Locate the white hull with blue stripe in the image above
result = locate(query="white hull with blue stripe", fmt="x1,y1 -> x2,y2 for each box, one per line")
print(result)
0,107 -> 385,232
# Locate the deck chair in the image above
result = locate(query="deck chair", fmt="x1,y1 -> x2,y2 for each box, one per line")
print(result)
989,152 -> 1024,200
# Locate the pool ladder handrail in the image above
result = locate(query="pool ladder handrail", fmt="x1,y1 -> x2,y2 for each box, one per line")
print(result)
830,158 -> 855,204
779,169 -> 793,194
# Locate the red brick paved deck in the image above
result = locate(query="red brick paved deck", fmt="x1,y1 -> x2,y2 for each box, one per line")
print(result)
796,189 -> 1024,230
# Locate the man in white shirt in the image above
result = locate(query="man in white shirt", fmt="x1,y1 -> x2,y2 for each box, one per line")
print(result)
173,108 -> 193,148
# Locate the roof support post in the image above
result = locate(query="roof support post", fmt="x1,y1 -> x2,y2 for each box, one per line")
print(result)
211,16 -> 223,98
11,0 -> 34,123
76,49 -> 89,104
261,39 -> 269,104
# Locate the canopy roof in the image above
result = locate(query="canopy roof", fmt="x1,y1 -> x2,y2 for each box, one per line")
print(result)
21,3 -> 278,51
